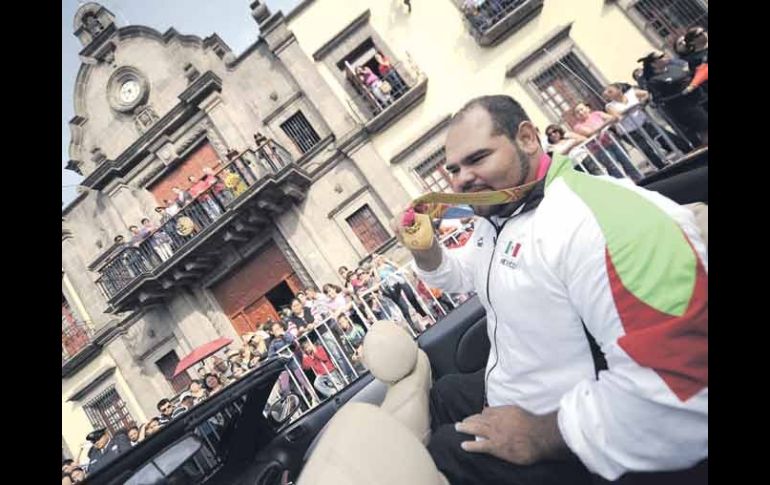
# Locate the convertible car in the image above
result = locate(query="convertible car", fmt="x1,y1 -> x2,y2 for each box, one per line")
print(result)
83,151 -> 708,485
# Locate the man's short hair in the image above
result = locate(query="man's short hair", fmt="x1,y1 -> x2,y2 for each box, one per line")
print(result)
156,398 -> 171,411
62,459 -> 74,467
451,95 -> 531,143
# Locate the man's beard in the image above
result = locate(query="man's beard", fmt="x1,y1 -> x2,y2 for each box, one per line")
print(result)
470,147 -> 531,218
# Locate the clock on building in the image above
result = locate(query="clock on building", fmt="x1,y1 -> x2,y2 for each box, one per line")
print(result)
107,67 -> 148,113
119,80 -> 141,104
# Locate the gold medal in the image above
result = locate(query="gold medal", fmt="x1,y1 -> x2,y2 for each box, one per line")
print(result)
401,179 -> 541,250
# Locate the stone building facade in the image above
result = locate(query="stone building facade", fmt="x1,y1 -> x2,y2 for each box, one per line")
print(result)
61,0 -> 707,456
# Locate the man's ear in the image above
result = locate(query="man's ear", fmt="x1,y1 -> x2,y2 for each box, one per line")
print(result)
516,121 -> 541,155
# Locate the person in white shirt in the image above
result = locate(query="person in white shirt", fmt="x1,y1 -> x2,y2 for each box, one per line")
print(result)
603,82 -> 688,170
392,95 -> 707,484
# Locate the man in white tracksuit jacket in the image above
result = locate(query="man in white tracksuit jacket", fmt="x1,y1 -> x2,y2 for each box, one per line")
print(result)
392,96 -> 707,484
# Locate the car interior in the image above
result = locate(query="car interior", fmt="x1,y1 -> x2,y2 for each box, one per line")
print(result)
85,154 -> 707,485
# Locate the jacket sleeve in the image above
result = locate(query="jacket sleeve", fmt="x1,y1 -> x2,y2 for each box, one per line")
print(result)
554,187 -> 708,480
412,228 -> 483,293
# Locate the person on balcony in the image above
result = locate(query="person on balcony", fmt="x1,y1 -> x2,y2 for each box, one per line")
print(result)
188,174 -> 222,221
571,102 -> 643,182
142,217 -> 173,262
127,224 -> 156,269
154,205 -> 170,225
374,51 -> 407,98
128,225 -> 144,247
201,165 -> 231,208
461,0 -> 487,32
603,83 -> 688,171
162,199 -> 180,219
171,185 -> 193,208
254,132 -> 284,171
355,65 -> 393,109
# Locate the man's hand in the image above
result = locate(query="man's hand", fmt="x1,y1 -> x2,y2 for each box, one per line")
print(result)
455,405 -> 568,466
390,205 -> 443,271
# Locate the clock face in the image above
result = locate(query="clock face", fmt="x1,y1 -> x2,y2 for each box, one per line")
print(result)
119,80 -> 141,104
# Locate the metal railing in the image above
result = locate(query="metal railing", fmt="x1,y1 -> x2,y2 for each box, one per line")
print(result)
96,142 -> 294,300
562,104 -> 696,181
631,0 -> 708,46
260,253 -> 475,423
459,0 -> 533,38
344,60 -> 421,119
138,226 -> 476,426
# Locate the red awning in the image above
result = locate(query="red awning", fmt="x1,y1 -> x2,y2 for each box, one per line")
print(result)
173,337 -> 233,378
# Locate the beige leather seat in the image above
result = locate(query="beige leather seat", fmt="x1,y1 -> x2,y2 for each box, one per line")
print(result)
297,322 -> 442,485
685,202 -> 708,249
297,402 -> 448,485
361,320 -> 433,444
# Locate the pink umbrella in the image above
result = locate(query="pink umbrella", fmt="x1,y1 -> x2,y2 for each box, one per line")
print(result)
173,337 -> 233,378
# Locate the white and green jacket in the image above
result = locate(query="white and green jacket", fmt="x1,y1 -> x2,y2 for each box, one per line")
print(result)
416,154 -> 708,480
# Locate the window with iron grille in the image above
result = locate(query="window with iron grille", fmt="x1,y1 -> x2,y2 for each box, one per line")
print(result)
346,205 -> 390,253
62,296 -> 90,360
628,0 -> 707,46
530,51 -> 606,126
414,148 -> 452,193
156,351 -> 193,394
280,112 -> 321,154
84,386 -> 135,436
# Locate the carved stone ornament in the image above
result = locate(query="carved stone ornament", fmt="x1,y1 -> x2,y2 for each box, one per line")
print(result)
134,105 -> 159,133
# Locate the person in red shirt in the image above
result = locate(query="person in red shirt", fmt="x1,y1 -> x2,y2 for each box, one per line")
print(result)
301,340 -> 342,399
202,166 -> 232,207
187,174 -> 222,220
374,51 -> 407,97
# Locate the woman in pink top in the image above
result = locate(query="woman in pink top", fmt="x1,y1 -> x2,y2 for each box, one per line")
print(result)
571,102 -> 642,181
355,66 -> 393,109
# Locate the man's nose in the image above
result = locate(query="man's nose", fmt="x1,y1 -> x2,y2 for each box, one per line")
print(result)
452,167 -> 476,192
